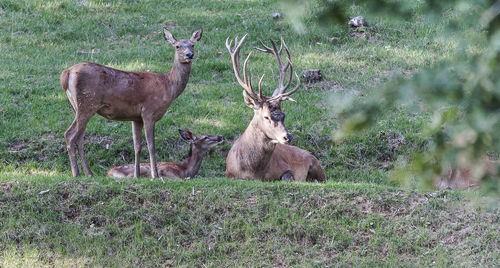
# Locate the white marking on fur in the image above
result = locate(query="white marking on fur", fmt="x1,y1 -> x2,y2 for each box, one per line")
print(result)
66,72 -> 78,110
110,171 -> 126,178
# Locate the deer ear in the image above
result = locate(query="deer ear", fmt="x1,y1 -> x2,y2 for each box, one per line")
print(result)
163,28 -> 177,44
190,27 -> 203,43
243,91 -> 260,110
179,129 -> 193,141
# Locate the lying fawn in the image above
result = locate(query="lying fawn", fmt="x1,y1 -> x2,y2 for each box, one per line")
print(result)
61,27 -> 202,178
107,129 -> 223,178
225,35 -> 326,182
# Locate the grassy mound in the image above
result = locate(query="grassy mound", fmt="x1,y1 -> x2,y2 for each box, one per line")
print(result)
1,175 -> 498,266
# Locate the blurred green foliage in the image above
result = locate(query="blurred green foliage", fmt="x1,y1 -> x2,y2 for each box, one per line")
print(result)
282,0 -> 500,194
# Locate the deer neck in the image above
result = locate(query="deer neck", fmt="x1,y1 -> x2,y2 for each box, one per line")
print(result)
165,54 -> 192,99
178,145 -> 205,178
239,119 -> 276,169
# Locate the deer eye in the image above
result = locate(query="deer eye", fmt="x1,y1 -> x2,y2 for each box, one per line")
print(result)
264,116 -> 270,120
175,45 -> 180,49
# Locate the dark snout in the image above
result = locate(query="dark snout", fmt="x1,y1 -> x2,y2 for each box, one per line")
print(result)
283,133 -> 293,143
186,52 -> 194,59
217,135 -> 223,142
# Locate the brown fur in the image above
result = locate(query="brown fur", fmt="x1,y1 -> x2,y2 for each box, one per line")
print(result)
268,144 -> 326,182
108,129 -> 222,178
61,28 -> 202,178
60,69 -> 69,90
224,36 -> 326,182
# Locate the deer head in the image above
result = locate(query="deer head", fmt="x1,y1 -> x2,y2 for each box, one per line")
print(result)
178,129 -> 224,156
164,27 -> 203,64
226,35 -> 300,144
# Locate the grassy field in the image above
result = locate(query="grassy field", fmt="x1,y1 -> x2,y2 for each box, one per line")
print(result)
0,0 -> 498,266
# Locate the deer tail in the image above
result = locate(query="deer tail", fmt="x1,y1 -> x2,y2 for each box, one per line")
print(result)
60,69 -> 70,91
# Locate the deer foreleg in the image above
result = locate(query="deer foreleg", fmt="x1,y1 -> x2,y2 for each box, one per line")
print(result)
143,119 -> 158,178
132,120 -> 144,178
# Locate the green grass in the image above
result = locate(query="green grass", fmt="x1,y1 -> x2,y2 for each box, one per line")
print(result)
0,0 -> 466,181
0,0 -> 497,266
1,174 -> 498,267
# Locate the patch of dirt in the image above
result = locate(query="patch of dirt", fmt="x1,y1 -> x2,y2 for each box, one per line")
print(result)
7,133 -> 64,156
7,133 -> 115,154
349,25 -> 373,40
85,134 -> 114,149
7,140 -> 29,153
374,131 -> 407,169
0,182 -> 13,194
378,131 -> 406,151
64,206 -> 80,220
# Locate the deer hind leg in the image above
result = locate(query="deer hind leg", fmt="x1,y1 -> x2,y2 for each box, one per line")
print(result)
72,112 -> 94,177
132,120 -> 144,178
143,119 -> 158,178
65,108 -> 96,177
65,118 -> 80,177
294,168 -> 309,182
76,129 -> 93,177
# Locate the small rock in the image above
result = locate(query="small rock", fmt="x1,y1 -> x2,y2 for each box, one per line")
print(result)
348,16 -> 367,28
301,69 -> 323,84
271,12 -> 280,19
38,189 -> 50,195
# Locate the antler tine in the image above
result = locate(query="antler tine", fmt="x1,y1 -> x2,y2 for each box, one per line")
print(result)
279,37 -> 283,54
286,71 -> 301,97
243,51 -> 252,88
247,70 -> 253,91
225,37 -> 232,53
267,38 -> 290,97
258,74 -> 265,99
226,34 -> 261,100
280,39 -> 293,93
254,39 -> 274,53
267,71 -> 300,103
282,38 -> 292,72
232,37 -> 299,103
278,58 -> 293,93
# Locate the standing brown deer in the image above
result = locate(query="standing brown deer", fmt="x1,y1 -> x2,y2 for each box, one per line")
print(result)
107,129 -> 223,178
225,35 -> 326,182
60,27 -> 202,178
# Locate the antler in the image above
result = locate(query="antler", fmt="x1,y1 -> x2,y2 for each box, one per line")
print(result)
226,35 -> 300,103
225,35 -> 261,101
254,37 -> 300,102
